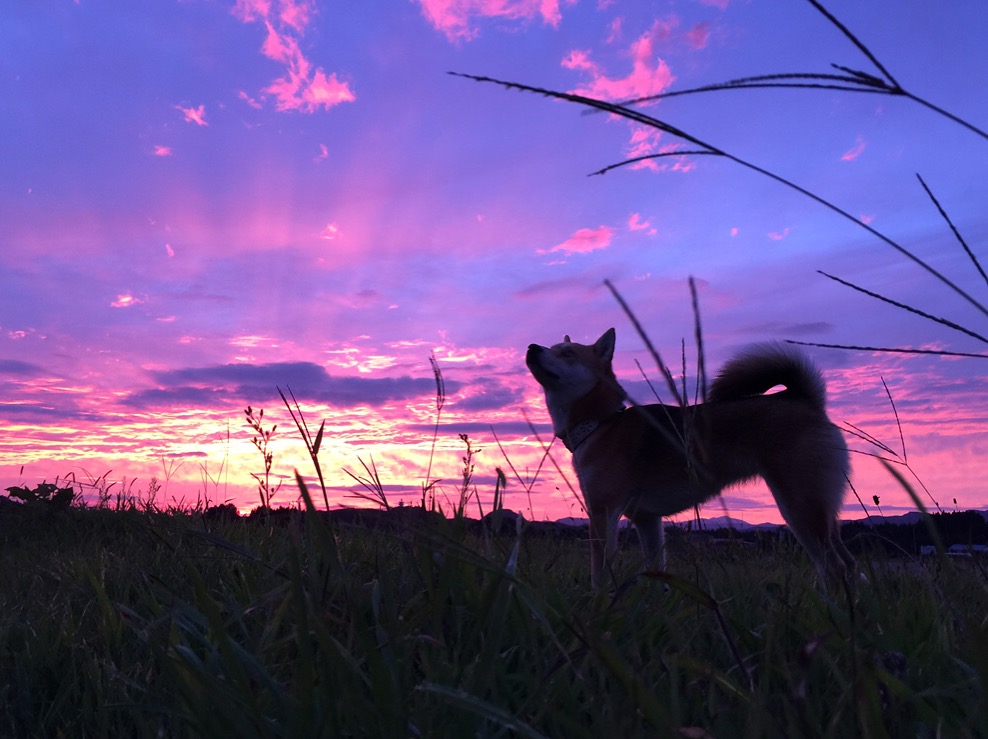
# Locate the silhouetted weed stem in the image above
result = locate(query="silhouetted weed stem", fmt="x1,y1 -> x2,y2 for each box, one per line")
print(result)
490,425 -> 544,518
343,456 -> 390,510
244,405 -> 281,509
603,278 -> 682,407
785,341 -> 985,359
881,377 -> 907,461
816,270 -> 988,344
917,173 -> 988,289
521,409 -> 583,515
839,380 -> 943,514
689,277 -> 708,402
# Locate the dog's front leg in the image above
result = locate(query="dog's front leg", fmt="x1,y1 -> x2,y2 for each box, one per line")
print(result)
588,509 -> 606,589
634,513 -> 665,572
589,533 -> 604,590
588,507 -> 622,589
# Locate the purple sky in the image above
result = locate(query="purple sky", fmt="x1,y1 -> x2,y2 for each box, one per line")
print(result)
2,0 -> 986,522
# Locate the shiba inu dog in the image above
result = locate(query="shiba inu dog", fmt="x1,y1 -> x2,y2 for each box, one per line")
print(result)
526,328 -> 854,588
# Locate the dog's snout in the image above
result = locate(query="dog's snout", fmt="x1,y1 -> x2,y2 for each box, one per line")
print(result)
526,344 -> 543,362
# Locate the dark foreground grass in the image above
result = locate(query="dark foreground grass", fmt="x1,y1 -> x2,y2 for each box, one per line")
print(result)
1,500 -> 986,738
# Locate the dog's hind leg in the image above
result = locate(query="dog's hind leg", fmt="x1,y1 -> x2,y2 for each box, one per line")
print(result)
768,479 -> 852,585
830,523 -> 857,579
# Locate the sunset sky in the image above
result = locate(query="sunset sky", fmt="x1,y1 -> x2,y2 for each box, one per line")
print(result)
2,0 -> 986,523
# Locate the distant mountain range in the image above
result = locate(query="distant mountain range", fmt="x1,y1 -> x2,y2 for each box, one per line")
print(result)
553,510 -> 988,531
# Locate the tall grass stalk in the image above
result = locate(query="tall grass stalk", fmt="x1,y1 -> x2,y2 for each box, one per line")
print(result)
278,386 -> 329,510
423,353 -> 446,511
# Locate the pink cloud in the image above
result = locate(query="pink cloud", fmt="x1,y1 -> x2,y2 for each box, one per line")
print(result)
841,135 -> 867,161
685,21 -> 711,50
540,225 -> 613,255
231,0 -> 272,24
624,132 -> 696,173
605,16 -> 622,44
561,49 -> 594,74
238,90 -> 263,109
261,19 -> 298,63
767,227 -> 791,241
626,126 -> 662,162
152,145 -> 173,157
418,0 -> 566,43
314,143 -> 329,162
233,0 -> 355,114
111,294 -> 143,309
175,104 -> 208,126
266,66 -> 355,113
627,212 -> 654,233
320,222 -> 340,240
563,20 -> 676,102
278,0 -> 311,32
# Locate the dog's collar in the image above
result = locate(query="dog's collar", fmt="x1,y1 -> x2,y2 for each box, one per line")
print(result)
560,420 -> 599,452
560,408 -> 624,452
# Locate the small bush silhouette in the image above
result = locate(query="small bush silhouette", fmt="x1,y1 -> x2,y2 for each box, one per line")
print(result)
4,482 -> 76,510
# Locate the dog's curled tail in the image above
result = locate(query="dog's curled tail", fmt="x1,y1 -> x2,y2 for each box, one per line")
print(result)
707,343 -> 828,410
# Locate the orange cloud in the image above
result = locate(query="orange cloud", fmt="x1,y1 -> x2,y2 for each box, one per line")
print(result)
540,225 -> 613,255
175,104 -> 208,126
418,0 -> 565,43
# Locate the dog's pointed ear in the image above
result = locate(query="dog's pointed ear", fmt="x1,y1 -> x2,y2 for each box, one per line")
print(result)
563,334 -> 571,343
593,328 -> 616,362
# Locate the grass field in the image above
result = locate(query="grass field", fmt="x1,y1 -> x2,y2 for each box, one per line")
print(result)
1,490 -> 986,738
